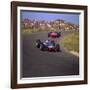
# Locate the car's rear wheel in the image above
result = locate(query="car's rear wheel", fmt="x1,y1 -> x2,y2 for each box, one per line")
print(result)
56,44 -> 60,52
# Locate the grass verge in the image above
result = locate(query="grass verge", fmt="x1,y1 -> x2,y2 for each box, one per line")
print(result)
21,28 -> 60,35
61,32 -> 79,53
21,29 -> 43,34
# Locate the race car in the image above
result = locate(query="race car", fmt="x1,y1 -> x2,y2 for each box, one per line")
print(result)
36,39 -> 60,52
48,32 -> 61,38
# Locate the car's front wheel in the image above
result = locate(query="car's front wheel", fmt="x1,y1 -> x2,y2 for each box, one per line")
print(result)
36,42 -> 40,48
40,44 -> 44,51
36,39 -> 41,48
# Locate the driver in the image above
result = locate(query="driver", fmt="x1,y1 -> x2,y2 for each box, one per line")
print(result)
44,40 -> 50,45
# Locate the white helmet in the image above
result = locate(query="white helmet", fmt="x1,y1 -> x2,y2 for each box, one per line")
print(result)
46,40 -> 49,43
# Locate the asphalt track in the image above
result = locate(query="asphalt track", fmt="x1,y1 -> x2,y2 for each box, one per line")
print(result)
21,31 -> 79,78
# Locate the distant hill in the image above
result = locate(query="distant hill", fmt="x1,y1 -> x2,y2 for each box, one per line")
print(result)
22,19 -> 79,31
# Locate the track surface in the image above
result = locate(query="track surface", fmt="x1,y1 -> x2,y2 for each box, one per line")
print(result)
21,31 -> 79,78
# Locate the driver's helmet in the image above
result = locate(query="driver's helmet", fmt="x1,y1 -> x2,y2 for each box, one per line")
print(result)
45,40 -> 50,43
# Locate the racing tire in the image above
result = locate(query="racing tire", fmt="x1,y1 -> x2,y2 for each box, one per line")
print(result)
36,39 -> 41,48
40,44 -> 44,51
48,33 -> 50,37
48,32 -> 52,37
57,32 -> 61,38
56,44 -> 60,52
36,42 -> 40,48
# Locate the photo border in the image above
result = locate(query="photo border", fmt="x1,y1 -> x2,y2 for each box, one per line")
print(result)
11,1 -> 88,89
17,6 -> 83,84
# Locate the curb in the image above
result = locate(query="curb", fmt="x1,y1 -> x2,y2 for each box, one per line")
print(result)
69,51 -> 79,57
61,46 -> 79,57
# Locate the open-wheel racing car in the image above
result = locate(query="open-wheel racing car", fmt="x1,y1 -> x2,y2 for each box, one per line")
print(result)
36,39 -> 60,52
48,32 -> 61,38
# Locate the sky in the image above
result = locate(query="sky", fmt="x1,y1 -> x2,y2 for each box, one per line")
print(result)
21,11 -> 79,25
